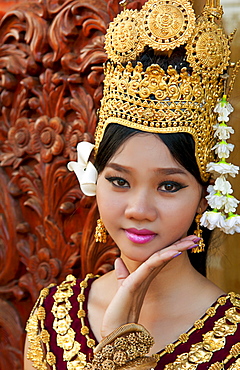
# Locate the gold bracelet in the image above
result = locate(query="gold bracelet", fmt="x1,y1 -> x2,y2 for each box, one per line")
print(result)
91,323 -> 157,370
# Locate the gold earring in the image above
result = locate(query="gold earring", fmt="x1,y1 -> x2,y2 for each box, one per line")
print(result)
95,219 -> 107,243
192,213 -> 205,253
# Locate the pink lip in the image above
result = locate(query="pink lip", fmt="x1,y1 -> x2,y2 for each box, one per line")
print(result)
124,228 -> 156,244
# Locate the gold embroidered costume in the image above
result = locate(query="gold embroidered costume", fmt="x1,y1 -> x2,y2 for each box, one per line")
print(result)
26,275 -> 240,370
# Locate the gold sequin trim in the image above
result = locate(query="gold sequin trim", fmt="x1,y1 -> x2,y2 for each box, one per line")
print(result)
208,362 -> 223,370
77,273 -> 96,349
26,283 -> 56,370
51,273 -> 97,369
229,358 -> 240,369
153,293 -> 240,367
160,293 -> 240,369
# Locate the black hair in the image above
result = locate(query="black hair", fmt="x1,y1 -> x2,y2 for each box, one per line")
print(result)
133,46 -> 192,74
94,124 -> 212,276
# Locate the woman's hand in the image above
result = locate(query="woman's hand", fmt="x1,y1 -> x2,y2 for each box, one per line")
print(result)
100,235 -> 200,338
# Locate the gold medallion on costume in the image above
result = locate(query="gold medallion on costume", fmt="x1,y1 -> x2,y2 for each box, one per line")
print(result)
139,0 -> 196,51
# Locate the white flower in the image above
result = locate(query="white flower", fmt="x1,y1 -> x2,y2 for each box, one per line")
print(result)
214,100 -> 234,122
207,162 -> 239,178
212,141 -> 234,159
224,195 -> 240,214
213,176 -> 233,195
67,142 -> 97,196
200,211 -> 225,230
206,192 -> 226,210
213,123 -> 234,140
206,185 -> 216,196
220,215 -> 240,234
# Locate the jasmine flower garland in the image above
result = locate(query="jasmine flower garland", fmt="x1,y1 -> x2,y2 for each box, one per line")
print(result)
206,162 -> 239,177
201,95 -> 240,234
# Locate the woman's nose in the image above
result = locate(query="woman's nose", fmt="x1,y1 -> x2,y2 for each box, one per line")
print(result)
124,189 -> 157,222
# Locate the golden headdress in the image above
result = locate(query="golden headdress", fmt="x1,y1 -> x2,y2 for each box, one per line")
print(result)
95,0 -> 238,182
68,0 -> 240,235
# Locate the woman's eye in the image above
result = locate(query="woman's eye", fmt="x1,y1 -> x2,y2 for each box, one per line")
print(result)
159,181 -> 186,193
105,176 -> 130,188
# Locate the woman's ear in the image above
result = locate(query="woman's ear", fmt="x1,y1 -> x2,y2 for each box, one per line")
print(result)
198,196 -> 208,213
198,182 -> 212,213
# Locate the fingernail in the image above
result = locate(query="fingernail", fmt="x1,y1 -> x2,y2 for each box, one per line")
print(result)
173,252 -> 182,258
188,244 -> 199,250
193,237 -> 201,243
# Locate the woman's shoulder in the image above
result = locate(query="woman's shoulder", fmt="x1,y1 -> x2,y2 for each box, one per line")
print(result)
155,291 -> 240,370
27,273 -> 98,319
25,273 -> 99,369
211,291 -> 240,327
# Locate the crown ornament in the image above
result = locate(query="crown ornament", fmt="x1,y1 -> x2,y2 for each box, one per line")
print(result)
95,0 -> 236,182
68,0 -> 240,234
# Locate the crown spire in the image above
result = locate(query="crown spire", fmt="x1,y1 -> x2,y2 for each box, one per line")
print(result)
204,0 -> 223,19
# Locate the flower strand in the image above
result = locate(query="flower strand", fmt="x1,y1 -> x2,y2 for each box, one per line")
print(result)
201,95 -> 240,234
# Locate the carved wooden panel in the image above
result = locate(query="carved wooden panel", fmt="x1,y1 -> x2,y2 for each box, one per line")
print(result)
0,0 -> 145,368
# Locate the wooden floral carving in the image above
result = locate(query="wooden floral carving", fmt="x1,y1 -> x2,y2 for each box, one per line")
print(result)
0,0 -> 145,368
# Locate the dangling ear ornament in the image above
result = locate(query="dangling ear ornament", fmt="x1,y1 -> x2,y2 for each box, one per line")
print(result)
201,95 -> 240,234
95,219 -> 107,243
192,213 -> 205,253
67,142 -> 97,196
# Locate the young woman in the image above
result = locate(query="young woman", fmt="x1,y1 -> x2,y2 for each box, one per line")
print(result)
25,0 -> 240,369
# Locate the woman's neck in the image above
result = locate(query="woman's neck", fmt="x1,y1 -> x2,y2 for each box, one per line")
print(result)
120,251 -> 223,306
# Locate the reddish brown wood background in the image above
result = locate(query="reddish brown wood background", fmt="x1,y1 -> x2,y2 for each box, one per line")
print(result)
0,0 -> 239,369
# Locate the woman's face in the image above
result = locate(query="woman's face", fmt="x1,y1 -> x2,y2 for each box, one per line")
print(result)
96,133 -> 207,263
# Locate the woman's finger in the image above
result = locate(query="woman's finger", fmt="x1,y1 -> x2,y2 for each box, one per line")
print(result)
114,257 -> 130,288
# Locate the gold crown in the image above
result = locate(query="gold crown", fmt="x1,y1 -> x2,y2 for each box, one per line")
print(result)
95,0 -> 235,181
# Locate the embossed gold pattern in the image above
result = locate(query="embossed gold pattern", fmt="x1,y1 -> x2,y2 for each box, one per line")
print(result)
105,10 -> 144,64
96,60 -> 217,181
209,362 -> 224,370
51,273 -> 96,369
229,358 -> 240,369
91,323 -> 156,370
186,20 -> 230,74
26,284 -> 56,370
139,0 -> 196,51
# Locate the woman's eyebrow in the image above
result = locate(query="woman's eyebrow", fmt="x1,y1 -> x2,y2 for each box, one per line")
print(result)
105,163 -> 132,174
154,168 -> 188,176
105,163 -> 187,176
